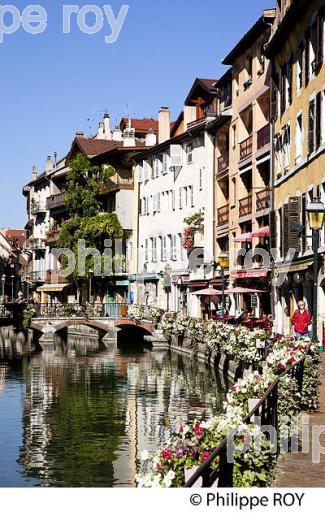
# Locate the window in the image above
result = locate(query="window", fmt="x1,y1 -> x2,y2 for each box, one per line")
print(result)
316,91 -> 322,150
162,153 -> 168,174
280,63 -> 286,114
138,162 -> 143,183
147,196 -> 151,215
287,54 -> 293,106
316,7 -> 324,69
232,178 -> 237,207
190,186 -> 194,207
157,193 -> 161,213
152,237 -> 157,262
296,42 -> 304,94
283,124 -> 291,168
144,239 -> 148,263
154,157 -> 160,178
171,190 -> 175,211
232,124 -> 237,148
143,160 -> 151,182
162,236 -> 167,261
295,114 -> 303,163
199,168 -> 203,191
308,98 -> 316,155
179,187 -> 183,209
186,143 -> 193,164
170,144 -> 183,167
171,235 -> 177,261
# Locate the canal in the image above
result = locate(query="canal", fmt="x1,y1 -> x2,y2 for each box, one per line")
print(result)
0,327 -> 228,487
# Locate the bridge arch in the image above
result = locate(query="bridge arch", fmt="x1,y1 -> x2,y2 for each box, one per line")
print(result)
114,319 -> 154,335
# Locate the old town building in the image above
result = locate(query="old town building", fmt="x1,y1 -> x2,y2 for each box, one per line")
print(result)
265,0 -> 325,338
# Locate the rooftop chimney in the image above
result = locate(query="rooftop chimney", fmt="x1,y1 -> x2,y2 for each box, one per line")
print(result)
145,129 -> 157,147
32,165 -> 37,181
103,113 -> 112,140
113,125 -> 123,141
95,122 -> 105,139
75,131 -> 84,138
159,107 -> 170,144
45,155 -> 54,174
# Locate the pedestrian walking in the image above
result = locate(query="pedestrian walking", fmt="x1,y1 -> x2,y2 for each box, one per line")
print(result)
291,301 -> 312,339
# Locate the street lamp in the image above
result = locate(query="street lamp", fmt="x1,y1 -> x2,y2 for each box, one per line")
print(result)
88,268 -> 94,304
163,264 -> 172,311
1,274 -> 5,299
11,274 -> 15,301
218,251 -> 229,323
306,197 -> 325,343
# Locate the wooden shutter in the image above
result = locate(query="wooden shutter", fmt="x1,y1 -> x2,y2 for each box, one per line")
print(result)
269,210 -> 277,250
308,99 -> 315,155
287,54 -> 293,105
301,194 -> 306,252
316,91 -> 322,150
289,196 -> 301,253
305,29 -> 310,86
316,7 -> 324,67
282,204 -> 289,257
280,64 -> 286,114
271,72 -> 279,120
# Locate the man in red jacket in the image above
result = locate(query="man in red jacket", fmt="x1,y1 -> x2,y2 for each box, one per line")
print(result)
291,301 -> 312,339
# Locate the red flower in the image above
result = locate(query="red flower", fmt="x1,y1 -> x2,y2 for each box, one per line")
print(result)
156,463 -> 162,472
161,449 -> 173,460
201,451 -> 210,462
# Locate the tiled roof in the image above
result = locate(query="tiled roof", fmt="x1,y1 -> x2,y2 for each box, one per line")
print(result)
198,78 -> 217,90
0,229 -> 26,249
74,138 -> 121,157
120,117 -> 159,134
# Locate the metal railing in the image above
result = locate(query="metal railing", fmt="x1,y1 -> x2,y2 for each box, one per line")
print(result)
239,135 -> 253,160
99,174 -> 134,195
256,188 -> 270,212
239,194 -> 253,217
30,202 -> 46,215
217,151 -> 229,172
217,204 -> 230,225
25,238 -> 46,251
185,355 -> 306,488
257,124 -> 270,150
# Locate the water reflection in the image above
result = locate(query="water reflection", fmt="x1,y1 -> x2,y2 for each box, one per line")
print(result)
0,327 -> 228,487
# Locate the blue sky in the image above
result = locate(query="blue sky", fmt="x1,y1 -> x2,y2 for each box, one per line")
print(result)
0,0 -> 268,228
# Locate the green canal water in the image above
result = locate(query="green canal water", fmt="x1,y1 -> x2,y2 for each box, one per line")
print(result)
0,327 -> 228,487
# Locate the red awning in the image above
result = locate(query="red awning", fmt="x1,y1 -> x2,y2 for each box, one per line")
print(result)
231,269 -> 268,279
251,226 -> 270,238
234,232 -> 253,243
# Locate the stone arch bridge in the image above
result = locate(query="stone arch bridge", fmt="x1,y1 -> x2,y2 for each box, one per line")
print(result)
30,317 -> 155,343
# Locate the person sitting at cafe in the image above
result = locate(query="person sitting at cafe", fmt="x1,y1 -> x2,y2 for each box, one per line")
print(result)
291,301 -> 312,339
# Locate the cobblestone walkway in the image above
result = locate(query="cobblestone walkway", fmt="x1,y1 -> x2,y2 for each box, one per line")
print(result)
273,353 -> 325,487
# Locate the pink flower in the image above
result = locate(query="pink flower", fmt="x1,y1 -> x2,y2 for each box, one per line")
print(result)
161,449 -> 173,461
201,451 -> 210,462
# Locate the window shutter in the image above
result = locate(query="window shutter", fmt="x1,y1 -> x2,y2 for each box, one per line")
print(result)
144,160 -> 151,181
301,194 -> 307,252
287,54 -> 293,105
280,64 -> 286,114
288,196 -> 301,253
271,72 -> 279,121
179,187 -> 182,209
147,196 -> 150,215
172,190 -> 175,210
139,198 -> 142,216
170,144 -> 183,167
157,193 -> 161,213
316,91 -> 322,150
308,99 -> 316,155
305,30 -> 310,86
282,203 -> 289,257
269,210 -> 277,250
316,7 -> 324,67
138,162 -> 143,183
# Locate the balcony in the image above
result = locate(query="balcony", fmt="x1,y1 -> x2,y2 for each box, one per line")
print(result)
187,116 -> 207,130
46,228 -> 60,245
29,271 -> 46,283
25,238 -> 46,251
217,204 -> 230,226
239,135 -> 253,160
217,151 -> 229,173
46,193 -> 66,211
30,202 -> 46,215
256,188 -> 270,212
45,270 -> 68,284
99,174 -> 134,195
257,124 -> 270,150
239,194 -> 253,218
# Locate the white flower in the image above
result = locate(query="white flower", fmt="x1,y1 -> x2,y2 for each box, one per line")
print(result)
141,450 -> 150,462
163,470 -> 176,488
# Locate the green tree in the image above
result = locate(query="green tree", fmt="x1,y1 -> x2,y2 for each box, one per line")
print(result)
56,154 -> 124,283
